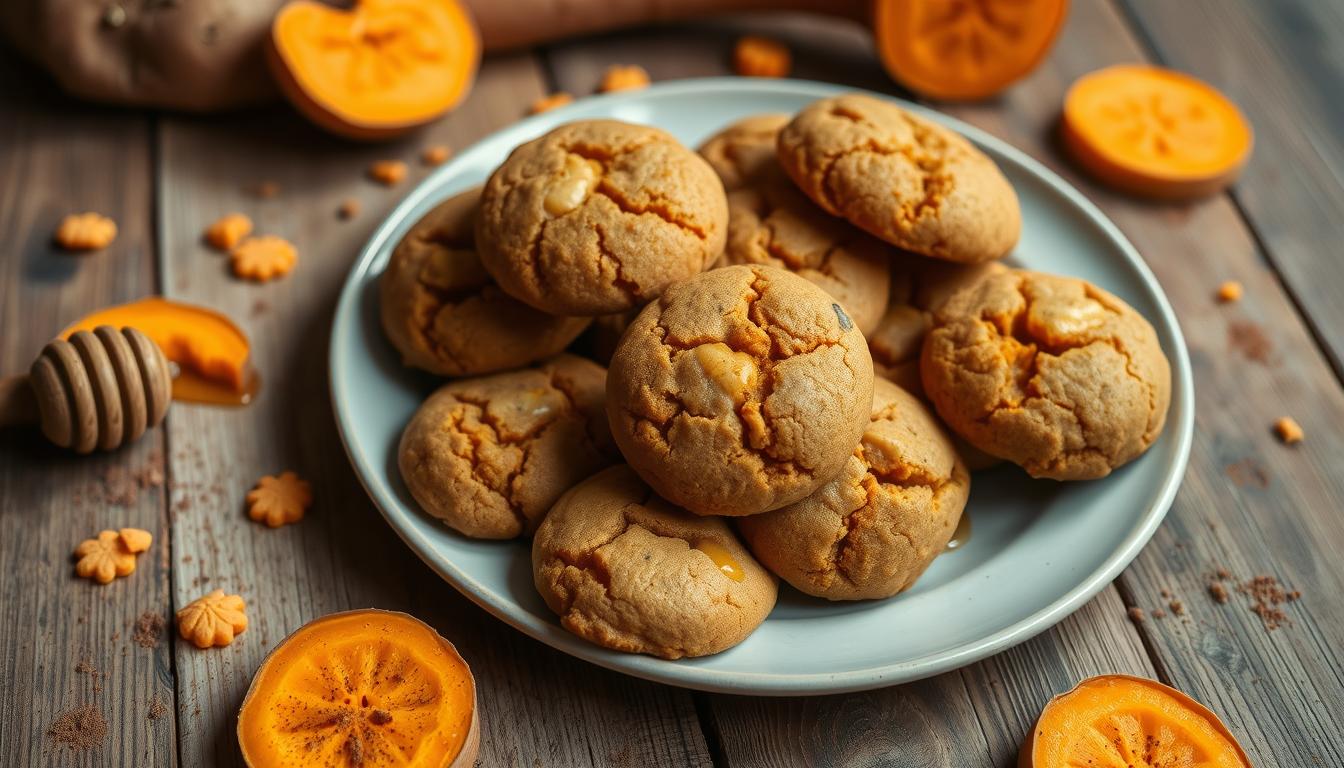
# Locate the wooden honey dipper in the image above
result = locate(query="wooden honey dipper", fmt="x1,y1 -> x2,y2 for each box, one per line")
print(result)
0,326 -> 172,453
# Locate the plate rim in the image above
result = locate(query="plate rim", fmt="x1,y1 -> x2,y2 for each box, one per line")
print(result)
329,77 -> 1195,695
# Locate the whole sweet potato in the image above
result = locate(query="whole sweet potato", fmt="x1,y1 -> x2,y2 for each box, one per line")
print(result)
1,0 -> 286,111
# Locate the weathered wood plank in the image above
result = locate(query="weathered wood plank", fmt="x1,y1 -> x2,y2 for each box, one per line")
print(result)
1120,0 -> 1344,377
954,2 -> 1344,764
0,57 -> 176,766
542,15 -> 1158,767
156,53 -> 711,767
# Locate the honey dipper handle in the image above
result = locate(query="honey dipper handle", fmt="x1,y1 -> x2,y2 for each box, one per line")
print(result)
0,374 -> 37,427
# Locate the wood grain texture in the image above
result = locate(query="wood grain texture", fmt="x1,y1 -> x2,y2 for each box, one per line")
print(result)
542,15 -> 1159,767
0,58 -> 176,766
155,52 -> 711,768
1120,0 -> 1344,377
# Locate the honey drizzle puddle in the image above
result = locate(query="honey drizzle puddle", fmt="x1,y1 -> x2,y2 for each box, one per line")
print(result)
944,514 -> 972,552
693,540 -> 746,582
170,365 -> 260,407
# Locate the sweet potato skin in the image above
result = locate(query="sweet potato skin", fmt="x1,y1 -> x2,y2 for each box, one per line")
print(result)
0,0 -> 285,111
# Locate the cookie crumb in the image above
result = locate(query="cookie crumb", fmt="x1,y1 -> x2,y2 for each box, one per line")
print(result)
1168,599 -> 1185,616
1150,608 -> 1166,619
421,145 -> 451,166
133,612 -> 166,649
1239,574 -> 1299,630
1273,416 -> 1303,444
55,213 -> 118,251
1216,280 -> 1243,303
368,160 -> 407,186
598,65 -> 650,93
530,91 -> 573,115
1208,581 -> 1229,604
47,704 -> 107,750
1126,606 -> 1145,623
204,213 -> 253,251
337,198 -> 360,220
734,36 -> 791,78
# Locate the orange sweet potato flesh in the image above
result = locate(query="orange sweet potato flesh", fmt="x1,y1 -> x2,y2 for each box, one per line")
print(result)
268,0 -> 480,141
237,609 -> 479,768
62,297 -> 251,394
1062,65 -> 1253,200
1020,674 -> 1251,768
873,0 -> 1068,100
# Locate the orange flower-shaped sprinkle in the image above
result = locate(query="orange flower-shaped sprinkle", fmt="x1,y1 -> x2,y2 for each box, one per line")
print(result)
204,213 -> 253,250
734,36 -> 791,78
74,530 -> 137,584
118,527 -> 153,553
599,65 -> 650,93
530,91 -> 573,115
55,212 -> 117,251
246,471 -> 312,528
368,160 -> 408,186
231,236 -> 297,282
421,145 -> 452,166
177,590 -> 248,648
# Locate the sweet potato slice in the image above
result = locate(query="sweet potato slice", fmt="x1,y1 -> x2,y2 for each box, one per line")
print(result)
1020,675 -> 1251,768
268,0 -> 480,140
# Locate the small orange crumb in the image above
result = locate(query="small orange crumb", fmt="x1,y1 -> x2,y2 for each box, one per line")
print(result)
55,213 -> 117,251
246,471 -> 312,528
421,145 -> 452,166
118,528 -> 153,554
74,531 -> 137,584
231,235 -> 297,282
530,91 -> 574,114
734,36 -> 791,78
1273,416 -> 1303,444
1217,280 -> 1243,303
337,198 -> 360,220
204,213 -> 253,251
252,181 -> 281,199
176,590 -> 247,649
368,160 -> 408,186
599,65 -> 650,93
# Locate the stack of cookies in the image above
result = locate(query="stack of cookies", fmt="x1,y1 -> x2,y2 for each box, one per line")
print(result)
382,94 -> 1172,660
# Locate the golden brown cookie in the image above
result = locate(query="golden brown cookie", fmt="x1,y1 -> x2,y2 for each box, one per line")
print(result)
380,187 -> 591,376
739,379 -> 969,600
532,465 -> 776,659
697,113 -> 791,192
702,116 -> 892,336
777,94 -> 1020,263
870,258 -> 1007,393
607,264 -> 875,517
476,120 -> 728,316
921,270 -> 1171,480
398,355 -> 618,539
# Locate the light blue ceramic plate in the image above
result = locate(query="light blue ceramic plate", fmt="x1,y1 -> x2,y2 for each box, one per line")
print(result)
330,78 -> 1194,695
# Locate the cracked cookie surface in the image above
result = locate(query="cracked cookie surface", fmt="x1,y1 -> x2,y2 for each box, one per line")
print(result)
532,465 -> 776,659
398,354 -> 618,539
606,264 -> 875,517
697,113 -> 791,192
739,379 -> 969,600
475,120 -> 728,316
701,115 -> 892,336
920,270 -> 1171,480
380,187 -> 591,376
871,257 -> 1007,394
777,94 -> 1020,264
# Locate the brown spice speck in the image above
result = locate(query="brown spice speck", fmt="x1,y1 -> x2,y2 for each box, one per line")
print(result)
1168,599 -> 1185,616
1151,609 -> 1167,619
148,697 -> 168,721
1228,320 -> 1273,363
1127,606 -> 1145,623
47,704 -> 107,750
1209,581 -> 1229,604
369,709 -> 393,725
1239,574 -> 1299,630
338,198 -> 360,220
133,612 -> 166,649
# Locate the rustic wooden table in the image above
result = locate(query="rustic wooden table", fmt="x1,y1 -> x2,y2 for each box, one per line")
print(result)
3,1 -> 1342,765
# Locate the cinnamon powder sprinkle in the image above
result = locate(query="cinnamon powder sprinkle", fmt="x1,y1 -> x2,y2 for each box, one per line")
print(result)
133,612 -> 166,649
1238,575 -> 1300,630
47,704 -> 107,750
